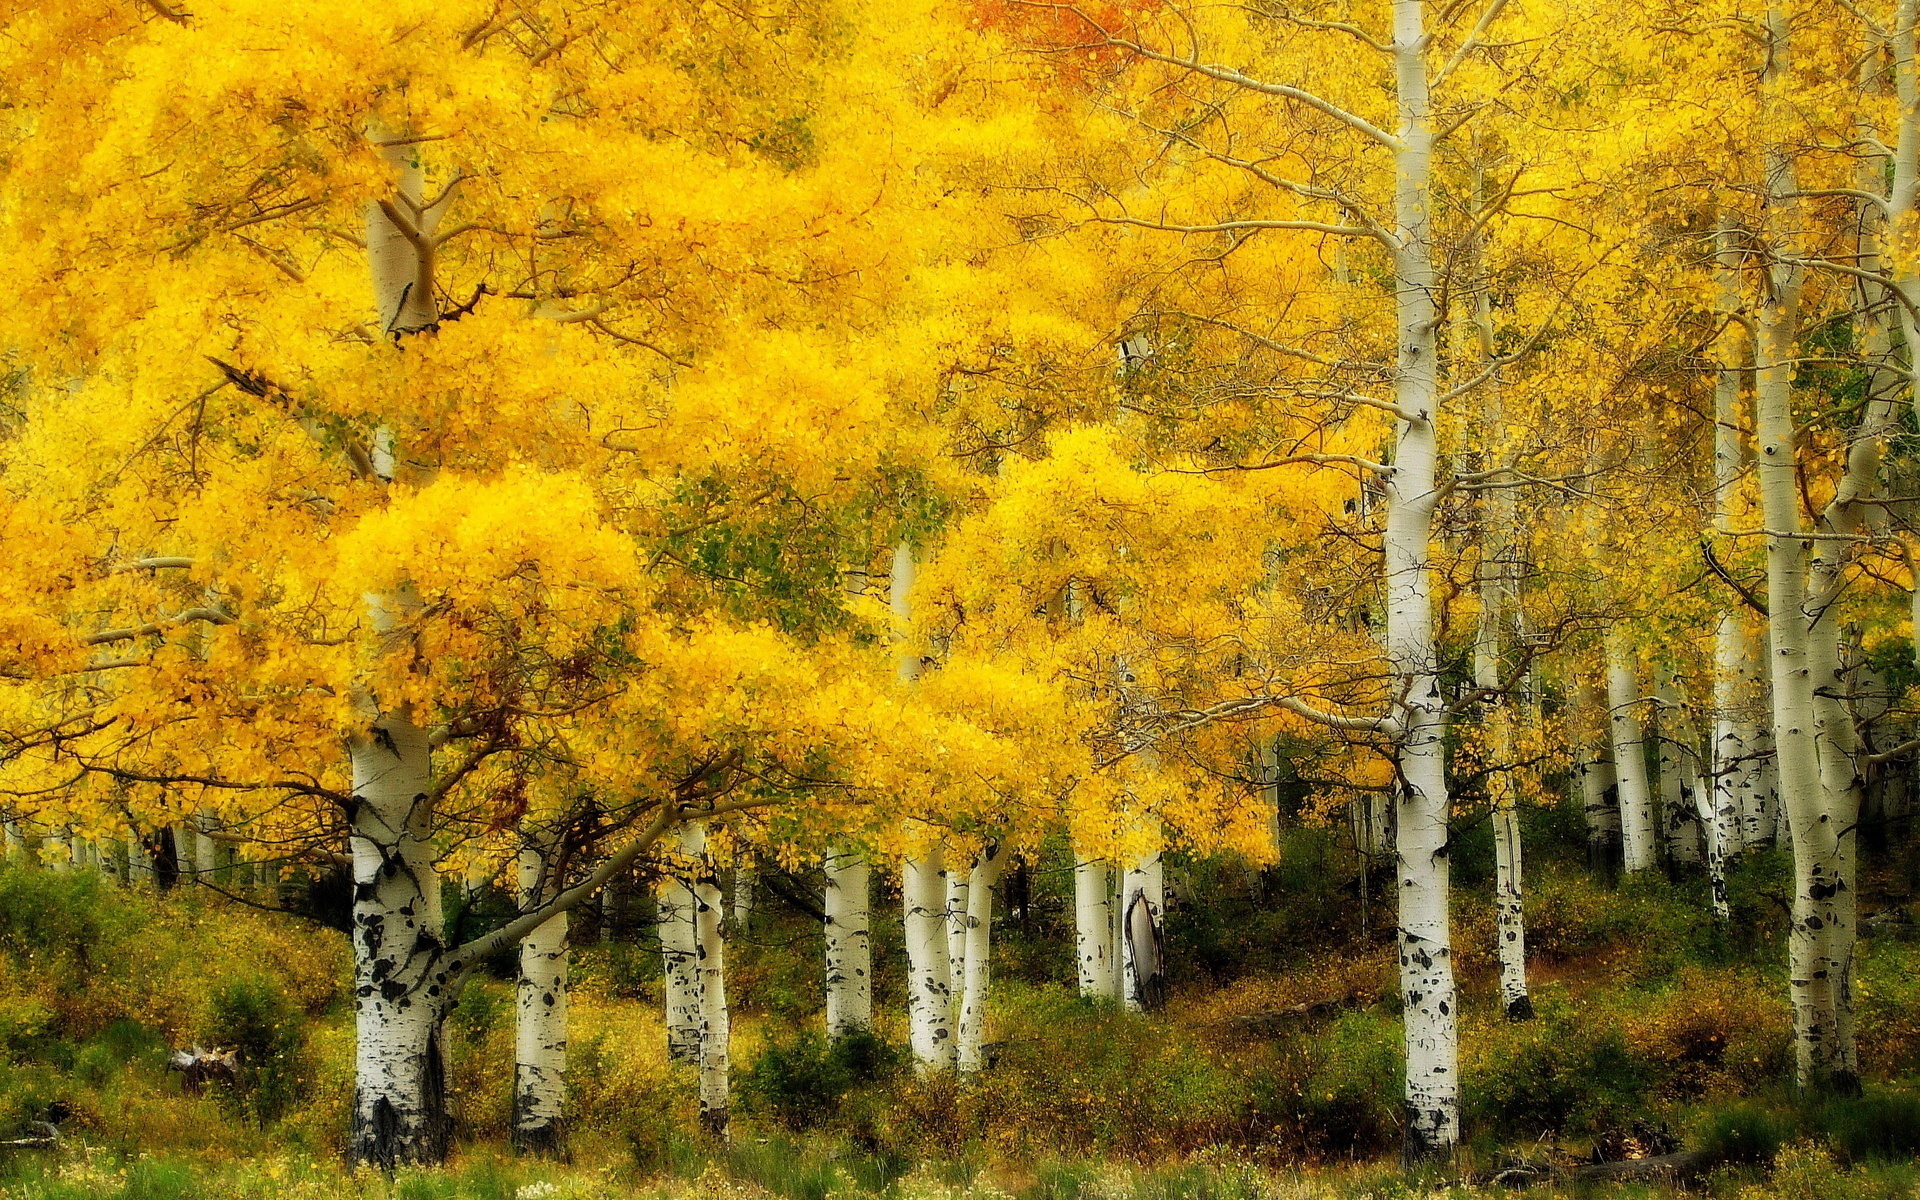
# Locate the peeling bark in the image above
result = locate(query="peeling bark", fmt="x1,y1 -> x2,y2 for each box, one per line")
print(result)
1120,851 -> 1165,1012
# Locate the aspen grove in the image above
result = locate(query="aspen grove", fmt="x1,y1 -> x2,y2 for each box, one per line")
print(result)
11,0 -> 1920,1191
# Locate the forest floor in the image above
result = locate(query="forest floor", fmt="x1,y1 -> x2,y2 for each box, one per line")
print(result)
0,821 -> 1917,1200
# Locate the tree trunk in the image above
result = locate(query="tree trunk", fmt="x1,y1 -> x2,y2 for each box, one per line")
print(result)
1606,632 -> 1659,874
1752,12 -> 1843,1084
956,842 -> 1008,1072
513,840 -> 568,1156
1657,674 -> 1704,870
1709,617 -> 1751,914
1073,853 -> 1115,998
1384,0 -> 1458,1153
732,866 -> 755,929
692,827 -> 729,1138
191,818 -> 216,883
1575,677 -> 1622,879
902,847 -> 954,1072
1472,468 -> 1530,1020
657,852 -> 701,1064
348,715 -> 453,1170
1120,850 -> 1165,1012
944,866 -> 970,1010
823,844 -> 873,1038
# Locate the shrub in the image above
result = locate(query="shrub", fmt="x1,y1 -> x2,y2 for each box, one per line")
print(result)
738,1029 -> 903,1131
1468,1002 -> 1651,1140
205,978 -> 306,1123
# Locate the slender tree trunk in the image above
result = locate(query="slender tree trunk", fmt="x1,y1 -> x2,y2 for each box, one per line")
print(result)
692,827 -> 729,1137
823,844 -> 873,1038
1474,473 -> 1530,1020
944,866 -> 970,1009
195,816 -> 217,885
892,540 -> 953,1072
513,838 -> 568,1155
1658,675 -> 1705,870
1709,217 -> 1757,894
125,830 -> 151,886
1606,631 -> 1659,874
1384,0 -> 1458,1154
956,842 -> 1008,1072
348,715 -> 453,1169
1576,677 -> 1622,878
902,846 -> 954,1072
658,857 -> 701,1064
732,866 -> 755,929
1752,9 -> 1843,1084
1710,615 -> 1751,915
1073,854 -> 1115,998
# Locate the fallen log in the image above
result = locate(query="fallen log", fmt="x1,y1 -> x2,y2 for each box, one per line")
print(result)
1567,1149 -> 1719,1186
1468,1148 -> 1721,1189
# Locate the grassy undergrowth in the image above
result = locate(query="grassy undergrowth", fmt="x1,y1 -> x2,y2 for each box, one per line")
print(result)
0,832 -> 1914,1200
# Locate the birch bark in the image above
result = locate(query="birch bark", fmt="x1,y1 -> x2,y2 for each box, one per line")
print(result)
348,715 -> 452,1168
692,828 -> 730,1137
513,838 -> 568,1155
823,844 -> 873,1038
1575,677 -> 1622,877
1474,472 -> 1529,1019
658,862 -> 702,1064
1751,5 -> 1841,1086
902,847 -> 953,1072
1606,631 -> 1659,874
1073,854 -> 1115,997
1383,0 -> 1459,1154
892,542 -> 953,1072
956,841 -> 1008,1072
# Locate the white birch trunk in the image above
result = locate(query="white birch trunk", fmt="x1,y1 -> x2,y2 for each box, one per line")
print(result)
901,847 -> 954,1072
1657,678 -> 1704,869
893,541 -> 952,1071
1385,0 -> 1458,1152
692,830 -> 729,1138
657,853 -> 701,1064
1710,613 -> 1753,915
732,867 -> 754,928
1575,677 -> 1622,876
956,842 -> 1008,1073
194,818 -> 217,884
513,840 -> 568,1154
1473,471 -> 1530,1021
170,825 -> 193,881
1073,854 -> 1115,998
1751,689 -> 1782,847
1606,632 -> 1659,874
1753,17 -> 1844,1084
823,844 -> 873,1039
348,715 -> 452,1168
126,830 -> 151,886
944,867 -> 970,1008
1709,217 -> 1759,887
